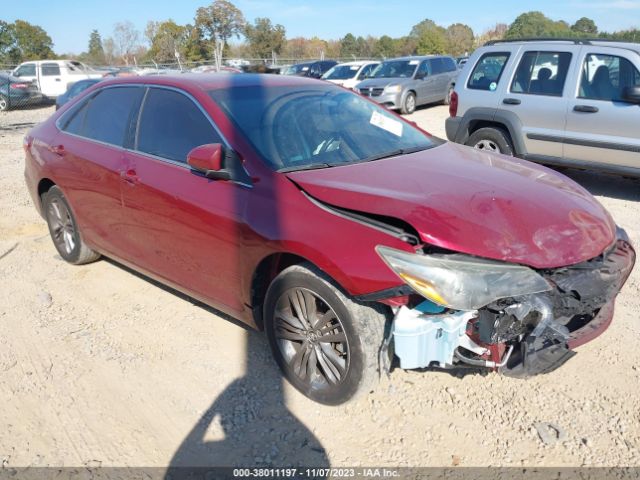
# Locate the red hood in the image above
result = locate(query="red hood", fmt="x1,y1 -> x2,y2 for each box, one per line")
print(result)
286,142 -> 616,269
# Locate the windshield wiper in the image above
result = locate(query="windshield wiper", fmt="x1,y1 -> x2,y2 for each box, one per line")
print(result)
278,163 -> 332,173
358,145 -> 431,164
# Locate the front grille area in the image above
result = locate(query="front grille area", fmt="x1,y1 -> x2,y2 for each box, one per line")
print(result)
359,87 -> 384,97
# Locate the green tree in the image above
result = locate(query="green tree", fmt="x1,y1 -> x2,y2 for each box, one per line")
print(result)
571,17 -> 598,36
410,19 -> 447,54
0,20 -> 19,64
146,20 -> 186,63
12,20 -> 55,60
182,24 -> 208,61
195,0 -> 245,69
505,11 -> 571,39
244,17 -> 286,58
339,33 -> 358,57
374,35 -> 394,58
446,23 -> 474,56
87,30 -> 105,65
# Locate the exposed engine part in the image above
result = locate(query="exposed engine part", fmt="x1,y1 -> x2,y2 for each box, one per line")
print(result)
455,344 -> 514,368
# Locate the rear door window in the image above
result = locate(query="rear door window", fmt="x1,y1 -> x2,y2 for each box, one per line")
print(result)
60,87 -> 142,146
511,51 -> 572,96
443,57 -> 457,72
430,58 -> 445,75
136,88 -> 222,163
579,53 -> 640,102
468,52 -> 510,91
41,63 -> 61,76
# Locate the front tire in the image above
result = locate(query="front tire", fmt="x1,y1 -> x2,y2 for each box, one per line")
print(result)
466,127 -> 514,155
264,263 -> 388,405
400,92 -> 416,115
43,186 -> 101,265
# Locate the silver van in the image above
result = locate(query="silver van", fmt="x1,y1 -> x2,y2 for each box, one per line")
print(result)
446,39 -> 640,177
356,55 -> 458,114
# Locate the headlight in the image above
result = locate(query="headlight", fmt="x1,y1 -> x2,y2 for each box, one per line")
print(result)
385,85 -> 402,93
376,246 -> 551,311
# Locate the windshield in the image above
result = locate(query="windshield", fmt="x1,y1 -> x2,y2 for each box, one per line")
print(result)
370,60 -> 417,79
323,65 -> 360,80
210,85 -> 437,172
283,64 -> 310,75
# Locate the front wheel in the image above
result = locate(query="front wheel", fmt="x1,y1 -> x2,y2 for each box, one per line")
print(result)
264,263 -> 388,405
400,92 -> 416,115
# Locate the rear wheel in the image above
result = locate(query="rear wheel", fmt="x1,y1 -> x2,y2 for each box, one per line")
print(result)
400,92 -> 416,115
43,186 -> 101,265
0,95 -> 9,111
466,127 -> 514,155
264,263 -> 388,405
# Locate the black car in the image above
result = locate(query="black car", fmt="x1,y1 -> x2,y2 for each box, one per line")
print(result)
283,60 -> 337,79
0,73 -> 42,111
56,78 -> 102,110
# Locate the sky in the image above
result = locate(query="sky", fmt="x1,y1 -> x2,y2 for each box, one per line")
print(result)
5,0 -> 640,54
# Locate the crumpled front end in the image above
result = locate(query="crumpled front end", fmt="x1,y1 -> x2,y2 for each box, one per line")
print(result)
383,229 -> 635,377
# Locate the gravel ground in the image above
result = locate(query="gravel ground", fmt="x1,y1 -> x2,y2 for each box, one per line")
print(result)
0,102 -> 639,469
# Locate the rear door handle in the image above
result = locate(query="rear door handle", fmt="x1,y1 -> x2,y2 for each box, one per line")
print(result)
120,169 -> 139,185
574,105 -> 599,113
503,98 -> 521,105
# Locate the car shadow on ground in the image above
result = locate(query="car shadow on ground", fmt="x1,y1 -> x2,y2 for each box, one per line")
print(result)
550,167 -> 640,202
101,259 -> 330,475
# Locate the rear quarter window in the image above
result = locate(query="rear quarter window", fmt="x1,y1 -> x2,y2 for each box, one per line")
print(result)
467,52 -> 511,91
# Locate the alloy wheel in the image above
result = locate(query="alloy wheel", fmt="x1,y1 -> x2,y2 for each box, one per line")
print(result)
0,96 -> 7,111
474,139 -> 501,153
47,198 -> 76,255
274,287 -> 350,388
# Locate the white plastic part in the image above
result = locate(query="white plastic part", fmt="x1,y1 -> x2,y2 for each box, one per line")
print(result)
392,307 -> 476,369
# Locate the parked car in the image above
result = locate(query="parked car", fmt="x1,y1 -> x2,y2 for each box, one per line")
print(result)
356,55 -> 458,114
283,60 -> 337,79
55,78 -> 102,110
456,56 -> 469,68
24,74 -> 635,404
321,61 -> 379,89
446,38 -> 640,177
12,60 -> 102,100
0,73 -> 42,111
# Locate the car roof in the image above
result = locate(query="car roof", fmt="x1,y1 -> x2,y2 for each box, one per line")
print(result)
95,73 -> 328,92
483,39 -> 640,54
334,61 -> 378,67
385,55 -> 449,61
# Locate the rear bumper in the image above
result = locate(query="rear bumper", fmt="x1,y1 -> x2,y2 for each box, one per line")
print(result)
445,116 -> 463,142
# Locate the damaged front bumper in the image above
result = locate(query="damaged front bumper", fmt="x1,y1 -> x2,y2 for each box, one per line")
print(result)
386,231 -> 635,378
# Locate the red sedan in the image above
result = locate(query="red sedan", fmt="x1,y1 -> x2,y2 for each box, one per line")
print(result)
24,74 -> 634,404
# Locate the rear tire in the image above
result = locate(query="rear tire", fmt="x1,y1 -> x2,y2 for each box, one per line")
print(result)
264,263 -> 388,405
400,92 -> 416,115
466,127 -> 514,155
42,186 -> 101,265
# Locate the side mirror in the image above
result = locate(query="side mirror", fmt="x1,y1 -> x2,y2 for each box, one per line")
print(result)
622,85 -> 640,104
415,71 -> 427,80
187,144 -> 231,180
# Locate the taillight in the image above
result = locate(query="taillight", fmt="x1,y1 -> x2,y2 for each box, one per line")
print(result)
10,83 -> 29,89
449,90 -> 458,117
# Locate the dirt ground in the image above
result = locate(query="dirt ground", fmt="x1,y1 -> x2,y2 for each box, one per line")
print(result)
0,102 -> 639,470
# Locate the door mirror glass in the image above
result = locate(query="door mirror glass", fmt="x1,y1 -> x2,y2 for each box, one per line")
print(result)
187,143 -> 230,180
622,85 -> 640,104
415,71 -> 426,80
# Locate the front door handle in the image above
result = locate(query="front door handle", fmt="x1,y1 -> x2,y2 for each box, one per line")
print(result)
574,105 -> 599,113
120,169 -> 139,185
503,98 -> 521,105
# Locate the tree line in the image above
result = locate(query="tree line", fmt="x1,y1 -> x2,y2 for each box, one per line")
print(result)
2,2 -> 640,67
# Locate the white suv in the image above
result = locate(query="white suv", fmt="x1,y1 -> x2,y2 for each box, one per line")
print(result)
446,39 -> 640,177
12,60 -> 102,100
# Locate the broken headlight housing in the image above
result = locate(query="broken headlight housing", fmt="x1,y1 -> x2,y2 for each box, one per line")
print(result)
376,246 -> 552,311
